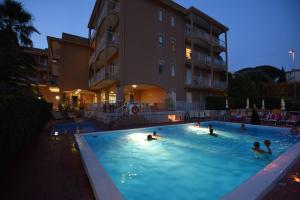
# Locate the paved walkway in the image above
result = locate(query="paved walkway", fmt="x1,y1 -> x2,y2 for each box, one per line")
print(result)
262,158 -> 300,200
0,133 -> 94,200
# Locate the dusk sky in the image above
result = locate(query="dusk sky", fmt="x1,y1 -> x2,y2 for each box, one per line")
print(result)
21,0 -> 300,72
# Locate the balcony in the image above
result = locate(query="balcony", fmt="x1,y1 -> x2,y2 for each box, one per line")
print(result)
185,76 -> 227,91
90,0 -> 120,42
212,37 -> 226,48
186,25 -> 226,51
89,32 -> 119,66
212,57 -> 227,70
186,51 -> 226,71
192,52 -> 212,67
89,65 -> 119,88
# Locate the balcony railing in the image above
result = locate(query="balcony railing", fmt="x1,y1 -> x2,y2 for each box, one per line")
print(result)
90,32 -> 119,63
212,81 -> 227,89
186,25 -> 226,49
212,58 -> 226,70
212,37 -> 226,48
90,0 -> 120,42
186,76 -> 227,90
192,52 -> 212,65
108,0 -> 120,13
107,32 -> 120,45
89,65 -> 119,86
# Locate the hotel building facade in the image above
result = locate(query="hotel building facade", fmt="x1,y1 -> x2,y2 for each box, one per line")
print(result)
87,0 -> 229,111
40,0 -> 228,118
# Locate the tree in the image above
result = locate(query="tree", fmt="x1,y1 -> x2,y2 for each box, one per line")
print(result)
278,66 -> 286,83
0,0 -> 39,94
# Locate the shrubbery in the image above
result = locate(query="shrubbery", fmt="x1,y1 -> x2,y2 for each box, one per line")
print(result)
0,95 -> 52,166
205,96 -> 226,110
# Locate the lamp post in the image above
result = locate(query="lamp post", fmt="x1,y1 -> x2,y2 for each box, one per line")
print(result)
288,50 -> 296,98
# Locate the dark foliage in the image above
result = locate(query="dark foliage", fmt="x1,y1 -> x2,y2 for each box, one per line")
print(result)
0,95 -> 52,167
0,0 -> 39,94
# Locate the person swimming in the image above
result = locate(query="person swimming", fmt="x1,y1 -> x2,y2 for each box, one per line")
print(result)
208,124 -> 218,137
290,125 -> 300,135
252,140 -> 272,155
152,131 -> 162,139
195,122 -> 201,127
240,123 -> 246,131
147,134 -> 157,141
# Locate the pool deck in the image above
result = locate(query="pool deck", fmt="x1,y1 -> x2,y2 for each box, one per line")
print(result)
1,119 -> 299,200
0,123 -> 95,200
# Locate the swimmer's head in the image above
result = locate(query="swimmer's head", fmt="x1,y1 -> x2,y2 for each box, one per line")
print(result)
264,140 -> 271,146
254,142 -> 260,148
147,134 -> 153,140
153,131 -> 157,136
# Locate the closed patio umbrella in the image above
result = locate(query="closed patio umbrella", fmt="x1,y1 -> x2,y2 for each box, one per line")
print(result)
246,98 -> 250,109
281,98 -> 286,110
261,99 -> 265,110
225,98 -> 228,109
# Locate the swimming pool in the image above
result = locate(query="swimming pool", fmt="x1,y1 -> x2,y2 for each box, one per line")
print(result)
76,121 -> 300,200
52,122 -> 99,135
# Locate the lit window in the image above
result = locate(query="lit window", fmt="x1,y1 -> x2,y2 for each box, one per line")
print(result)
158,35 -> 164,47
171,38 -> 176,52
171,15 -> 176,27
186,47 -> 192,60
158,9 -> 163,22
158,62 -> 164,74
171,64 -> 176,77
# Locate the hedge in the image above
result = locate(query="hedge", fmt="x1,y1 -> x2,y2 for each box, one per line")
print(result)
0,95 -> 52,167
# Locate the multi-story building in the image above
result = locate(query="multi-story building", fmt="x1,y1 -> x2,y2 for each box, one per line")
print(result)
47,33 -> 95,109
23,47 -> 61,109
87,0 -> 229,110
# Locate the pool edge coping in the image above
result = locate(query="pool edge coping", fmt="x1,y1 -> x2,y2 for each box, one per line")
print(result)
75,134 -> 124,200
221,140 -> 300,200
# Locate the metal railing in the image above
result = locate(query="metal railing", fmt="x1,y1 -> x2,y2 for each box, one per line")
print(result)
193,52 -> 212,65
176,101 -> 204,111
212,81 -> 227,89
186,76 -> 210,87
212,57 -> 226,69
108,0 -> 120,13
89,65 -> 119,86
212,37 -> 226,48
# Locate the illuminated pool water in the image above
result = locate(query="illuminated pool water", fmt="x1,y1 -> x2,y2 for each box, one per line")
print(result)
83,122 -> 299,200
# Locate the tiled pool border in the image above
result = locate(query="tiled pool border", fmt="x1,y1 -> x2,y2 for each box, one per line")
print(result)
75,122 -> 300,200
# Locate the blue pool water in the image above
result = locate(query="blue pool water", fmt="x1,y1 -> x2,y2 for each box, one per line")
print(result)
52,122 -> 98,135
84,122 -> 300,200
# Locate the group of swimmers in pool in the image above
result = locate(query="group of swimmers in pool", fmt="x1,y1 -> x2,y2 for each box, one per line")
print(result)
193,122 -> 293,156
147,122 -> 298,157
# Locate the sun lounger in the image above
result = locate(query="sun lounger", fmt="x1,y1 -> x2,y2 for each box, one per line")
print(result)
285,115 -> 300,126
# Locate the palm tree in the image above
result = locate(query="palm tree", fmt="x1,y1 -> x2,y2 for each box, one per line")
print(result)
0,0 -> 39,94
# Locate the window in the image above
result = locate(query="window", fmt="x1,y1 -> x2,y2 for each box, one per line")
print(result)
186,47 -> 192,60
171,38 -> 176,52
158,9 -> 163,22
171,15 -> 176,27
158,62 -> 164,74
186,92 -> 192,103
158,35 -> 164,47
171,64 -> 176,77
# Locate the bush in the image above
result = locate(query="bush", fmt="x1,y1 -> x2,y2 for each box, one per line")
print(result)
206,96 -> 226,110
286,99 -> 300,111
0,95 -> 51,166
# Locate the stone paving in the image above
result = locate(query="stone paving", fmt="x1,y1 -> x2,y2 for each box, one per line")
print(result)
0,132 -> 95,200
